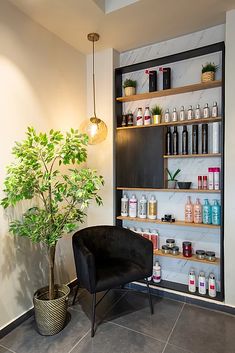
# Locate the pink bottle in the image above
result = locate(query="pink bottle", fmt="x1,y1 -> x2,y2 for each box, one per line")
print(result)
185,196 -> 193,223
193,198 -> 202,224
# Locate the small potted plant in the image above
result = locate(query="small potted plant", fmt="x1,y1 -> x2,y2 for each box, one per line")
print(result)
123,78 -> 137,96
166,168 -> 181,189
1,127 -> 104,336
151,105 -> 163,124
201,62 -> 218,83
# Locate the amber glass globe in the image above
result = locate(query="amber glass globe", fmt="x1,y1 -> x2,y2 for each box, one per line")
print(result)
80,117 -> 108,145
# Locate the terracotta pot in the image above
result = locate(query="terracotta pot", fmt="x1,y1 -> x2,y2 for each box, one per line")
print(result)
124,86 -> 136,96
33,284 -> 70,336
152,115 -> 162,124
201,71 -> 215,83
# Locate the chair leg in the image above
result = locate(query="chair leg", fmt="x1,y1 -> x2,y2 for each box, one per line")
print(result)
146,279 -> 154,315
72,284 -> 79,305
91,293 -> 96,337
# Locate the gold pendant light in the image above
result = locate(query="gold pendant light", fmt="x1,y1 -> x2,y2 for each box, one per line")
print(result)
80,33 -> 108,145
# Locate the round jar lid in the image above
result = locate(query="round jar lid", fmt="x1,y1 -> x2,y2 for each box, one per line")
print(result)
162,245 -> 169,250
206,251 -> 215,257
166,239 -> 175,244
172,246 -> 179,251
183,241 -> 192,246
196,250 -> 205,255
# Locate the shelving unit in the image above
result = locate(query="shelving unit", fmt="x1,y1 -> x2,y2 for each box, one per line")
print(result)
115,42 -> 225,301
153,249 -> 220,265
116,216 -> 220,229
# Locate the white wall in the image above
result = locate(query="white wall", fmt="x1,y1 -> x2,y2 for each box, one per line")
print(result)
0,1 -> 86,329
86,48 -> 119,226
224,9 -> 235,306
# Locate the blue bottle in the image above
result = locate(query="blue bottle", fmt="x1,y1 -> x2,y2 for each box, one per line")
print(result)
212,200 -> 221,225
203,199 -> 212,224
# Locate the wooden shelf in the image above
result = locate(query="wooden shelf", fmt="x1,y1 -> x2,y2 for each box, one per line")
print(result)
116,187 -> 221,193
154,249 -> 219,265
163,153 -> 221,159
117,117 -> 222,130
116,80 -> 222,103
117,216 -> 220,229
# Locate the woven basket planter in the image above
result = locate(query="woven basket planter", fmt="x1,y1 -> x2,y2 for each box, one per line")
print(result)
124,86 -> 135,96
201,71 -> 215,83
34,284 -> 70,336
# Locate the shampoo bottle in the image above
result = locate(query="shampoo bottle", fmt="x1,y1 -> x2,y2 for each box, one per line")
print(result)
144,107 -> 151,125
202,199 -> 212,224
198,271 -> 206,295
208,273 -> 217,298
166,127 -> 172,155
185,196 -> 194,223
182,125 -> 188,155
194,198 -> 202,224
188,269 -> 196,293
139,195 -> 147,219
153,261 -> 161,283
212,199 -> 221,225
172,126 -> 178,155
129,194 -> 137,218
136,108 -> 143,126
121,194 -> 129,217
148,195 -> 157,220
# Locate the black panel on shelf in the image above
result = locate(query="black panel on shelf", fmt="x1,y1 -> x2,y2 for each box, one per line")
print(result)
116,127 -> 164,188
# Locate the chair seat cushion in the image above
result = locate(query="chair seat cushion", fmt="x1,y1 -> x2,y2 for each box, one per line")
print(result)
95,257 -> 147,292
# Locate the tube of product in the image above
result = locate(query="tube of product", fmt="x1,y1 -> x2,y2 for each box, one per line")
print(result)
212,122 -> 220,154
208,168 -> 214,190
214,167 -> 220,190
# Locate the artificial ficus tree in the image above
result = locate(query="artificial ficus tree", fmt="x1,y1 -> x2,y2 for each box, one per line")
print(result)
1,127 -> 104,300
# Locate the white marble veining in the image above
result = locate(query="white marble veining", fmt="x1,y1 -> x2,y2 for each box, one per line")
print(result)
118,25 -> 224,289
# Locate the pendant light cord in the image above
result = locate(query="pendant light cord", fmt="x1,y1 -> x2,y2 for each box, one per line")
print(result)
92,39 -> 96,118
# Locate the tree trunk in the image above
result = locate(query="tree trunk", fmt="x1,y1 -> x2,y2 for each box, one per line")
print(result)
48,245 -> 56,300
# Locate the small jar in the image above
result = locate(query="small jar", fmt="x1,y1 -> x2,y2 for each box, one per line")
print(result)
161,245 -> 170,254
171,246 -> 179,255
183,241 -> 192,257
166,238 -> 175,248
196,250 -> 206,260
206,251 -> 216,262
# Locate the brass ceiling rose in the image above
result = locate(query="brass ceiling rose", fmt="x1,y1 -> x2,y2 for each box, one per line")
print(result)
87,33 -> 100,42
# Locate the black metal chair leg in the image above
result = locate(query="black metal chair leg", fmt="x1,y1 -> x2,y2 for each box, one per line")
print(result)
91,293 -> 96,337
146,279 -> 154,315
72,284 -> 79,305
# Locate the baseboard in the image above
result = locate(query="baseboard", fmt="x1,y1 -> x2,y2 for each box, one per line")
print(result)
0,279 -> 78,339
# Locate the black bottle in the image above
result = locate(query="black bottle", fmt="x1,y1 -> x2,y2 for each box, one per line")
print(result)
182,125 -> 188,155
202,123 -> 208,154
172,126 -> 178,155
192,125 -> 198,154
166,127 -> 172,155
163,68 -> 171,90
149,70 -> 157,92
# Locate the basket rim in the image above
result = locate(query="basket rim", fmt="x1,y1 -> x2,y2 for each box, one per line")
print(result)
34,284 -> 70,302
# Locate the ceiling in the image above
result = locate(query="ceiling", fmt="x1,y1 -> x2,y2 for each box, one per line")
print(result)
9,0 -> 235,54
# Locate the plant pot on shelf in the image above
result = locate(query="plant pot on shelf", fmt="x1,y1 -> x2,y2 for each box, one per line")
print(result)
201,71 -> 215,83
152,115 -> 162,124
168,180 -> 177,189
124,86 -> 136,96
33,284 -> 70,336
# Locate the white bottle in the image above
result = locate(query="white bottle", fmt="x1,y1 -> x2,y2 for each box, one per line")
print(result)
136,107 -> 143,126
212,122 -> 220,153
195,104 -> 201,119
203,103 -> 210,118
212,102 -> 218,118
164,109 -> 170,123
139,195 -> 147,219
208,273 -> 217,298
153,261 -> 161,283
179,106 -> 185,121
144,107 -> 151,125
214,168 -> 220,190
129,194 -> 137,218
187,105 -> 193,120
148,195 -> 157,219
188,269 -> 196,293
198,271 -> 206,295
172,108 -> 178,122
121,194 -> 129,217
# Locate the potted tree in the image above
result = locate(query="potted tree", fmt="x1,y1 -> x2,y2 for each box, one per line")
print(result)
123,78 -> 137,96
151,105 -> 163,124
1,127 -> 104,336
201,62 -> 218,82
166,168 -> 181,189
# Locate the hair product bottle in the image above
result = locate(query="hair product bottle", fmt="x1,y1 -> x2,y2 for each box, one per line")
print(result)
194,198 -> 202,224
172,126 -> 178,155
136,107 -> 143,126
164,108 -> 170,123
185,196 -> 194,223
179,106 -> 185,121
212,199 -> 221,225
195,104 -> 201,119
203,103 -> 210,118
121,194 -> 129,216
153,261 -> 161,283
148,195 -> 157,219
129,194 -> 137,218
203,199 -> 212,224
208,273 -> 217,297
202,123 -> 208,154
172,108 -> 178,122
212,101 -> 218,118
198,271 -> 206,295
188,269 -> 196,293
144,107 -> 151,125
139,195 -> 147,219
187,105 -> 193,120
212,122 -> 220,153
192,125 -> 198,154
166,127 -> 172,155
182,125 -> 188,155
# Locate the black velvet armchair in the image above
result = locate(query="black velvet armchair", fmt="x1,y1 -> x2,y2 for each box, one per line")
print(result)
72,225 -> 153,337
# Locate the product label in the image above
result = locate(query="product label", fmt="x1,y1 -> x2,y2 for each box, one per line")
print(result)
190,280 -> 195,285
148,203 -> 156,216
200,282 -> 205,287
210,285 -> 215,290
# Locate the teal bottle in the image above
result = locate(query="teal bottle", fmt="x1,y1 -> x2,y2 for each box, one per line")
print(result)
212,200 -> 221,225
203,199 -> 212,224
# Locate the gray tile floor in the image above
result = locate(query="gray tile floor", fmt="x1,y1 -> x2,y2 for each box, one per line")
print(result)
1,288 -> 235,353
